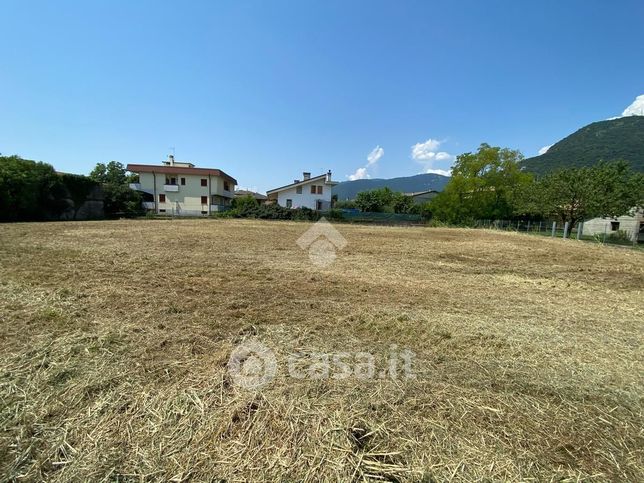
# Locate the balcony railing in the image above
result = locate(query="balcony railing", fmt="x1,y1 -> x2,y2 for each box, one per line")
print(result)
163,184 -> 179,192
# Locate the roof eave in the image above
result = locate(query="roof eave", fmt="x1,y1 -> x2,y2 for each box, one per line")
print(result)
266,174 -> 331,194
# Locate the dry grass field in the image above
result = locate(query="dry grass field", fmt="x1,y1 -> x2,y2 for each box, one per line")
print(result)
0,219 -> 642,481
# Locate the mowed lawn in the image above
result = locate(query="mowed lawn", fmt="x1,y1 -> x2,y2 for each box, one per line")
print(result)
0,219 -> 642,481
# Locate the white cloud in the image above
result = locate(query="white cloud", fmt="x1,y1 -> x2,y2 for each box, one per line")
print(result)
347,167 -> 370,181
411,138 -> 454,175
411,139 -> 442,160
622,94 -> 644,117
538,144 -> 552,155
366,145 -> 384,166
424,168 -> 452,176
434,151 -> 453,161
347,145 -> 383,181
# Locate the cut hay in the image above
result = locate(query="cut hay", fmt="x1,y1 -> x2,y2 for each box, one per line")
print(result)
0,219 -> 642,480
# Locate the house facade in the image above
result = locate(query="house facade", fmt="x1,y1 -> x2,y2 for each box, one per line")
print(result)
127,155 -> 237,216
267,171 -> 337,210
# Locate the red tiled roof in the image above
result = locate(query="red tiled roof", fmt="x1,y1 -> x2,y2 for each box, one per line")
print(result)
126,164 -> 237,184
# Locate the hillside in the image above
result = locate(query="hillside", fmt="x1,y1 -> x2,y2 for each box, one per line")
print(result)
521,116 -> 644,175
333,173 -> 449,200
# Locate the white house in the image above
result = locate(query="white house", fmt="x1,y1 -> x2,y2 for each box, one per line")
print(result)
267,171 -> 337,210
127,155 -> 237,216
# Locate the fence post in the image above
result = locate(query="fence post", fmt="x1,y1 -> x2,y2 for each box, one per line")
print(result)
577,222 -> 583,240
527,221 -> 531,232
551,221 -> 556,237
563,222 -> 569,239
517,220 -> 520,231
538,221 -> 542,233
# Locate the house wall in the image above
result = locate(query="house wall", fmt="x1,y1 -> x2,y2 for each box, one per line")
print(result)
583,210 -> 643,242
275,180 -> 333,209
138,172 -> 235,216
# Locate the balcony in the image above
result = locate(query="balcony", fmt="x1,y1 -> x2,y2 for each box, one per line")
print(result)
163,184 -> 179,192
129,183 -> 155,196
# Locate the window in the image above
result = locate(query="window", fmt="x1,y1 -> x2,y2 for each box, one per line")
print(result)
180,177 -> 186,185
165,177 -> 177,185
286,199 -> 293,208
201,211 -> 207,215
296,186 -> 302,194
610,221 -> 620,231
201,178 -> 207,187
310,185 -> 316,194
224,181 -> 230,191
317,186 -> 323,195
159,209 -> 166,213
201,196 -> 208,204
159,194 -> 166,202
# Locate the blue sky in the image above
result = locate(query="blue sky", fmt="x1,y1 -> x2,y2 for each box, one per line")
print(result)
1,0 -> 643,192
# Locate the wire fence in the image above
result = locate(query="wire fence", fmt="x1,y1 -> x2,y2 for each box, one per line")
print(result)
473,219 -> 642,247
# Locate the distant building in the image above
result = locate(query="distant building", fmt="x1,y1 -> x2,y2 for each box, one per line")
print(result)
267,171 -> 337,210
127,155 -> 237,216
404,190 -> 439,204
235,189 -> 268,204
583,209 -> 644,243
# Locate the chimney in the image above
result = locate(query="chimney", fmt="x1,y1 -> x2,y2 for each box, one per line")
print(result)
303,172 -> 311,180
168,154 -> 175,166
326,170 -> 332,182
294,179 -> 300,184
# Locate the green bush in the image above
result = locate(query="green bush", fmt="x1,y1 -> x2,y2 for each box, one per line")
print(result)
323,208 -> 344,221
231,195 -> 258,211
212,203 -> 322,221
334,200 -> 357,209
608,229 -> 632,242
0,155 -> 102,221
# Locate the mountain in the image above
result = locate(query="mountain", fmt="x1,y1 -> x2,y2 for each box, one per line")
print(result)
521,116 -> 644,175
333,173 -> 450,200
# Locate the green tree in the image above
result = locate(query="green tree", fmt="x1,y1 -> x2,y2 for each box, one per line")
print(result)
430,144 -> 533,223
0,155 -> 64,221
523,161 -> 643,229
391,192 -> 414,214
89,161 -> 141,216
232,194 -> 259,211
354,187 -> 395,212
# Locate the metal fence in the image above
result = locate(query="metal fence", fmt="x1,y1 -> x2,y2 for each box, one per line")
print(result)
474,219 -> 641,246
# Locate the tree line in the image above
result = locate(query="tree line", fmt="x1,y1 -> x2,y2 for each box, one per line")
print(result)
0,155 -> 141,221
343,144 -> 643,228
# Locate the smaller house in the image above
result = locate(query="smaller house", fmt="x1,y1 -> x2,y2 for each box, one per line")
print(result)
235,189 -> 268,204
582,209 -> 644,243
267,171 -> 337,210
